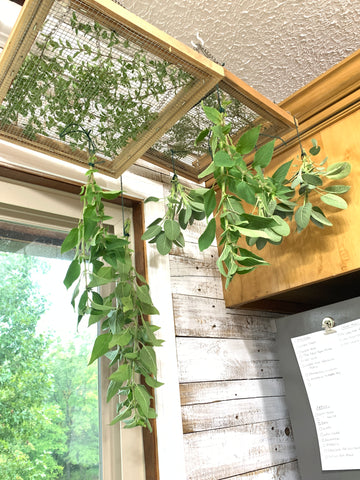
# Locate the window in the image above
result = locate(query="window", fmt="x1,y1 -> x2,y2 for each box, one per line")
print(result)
0,177 -> 150,479
0,142 -> 187,480
0,225 -> 100,479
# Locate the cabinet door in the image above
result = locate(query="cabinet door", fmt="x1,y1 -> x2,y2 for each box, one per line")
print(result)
276,296 -> 360,480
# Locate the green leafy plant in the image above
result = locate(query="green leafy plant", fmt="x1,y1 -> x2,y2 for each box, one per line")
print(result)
143,101 -> 351,288
61,163 -> 163,430
288,140 -> 351,231
141,174 -> 209,253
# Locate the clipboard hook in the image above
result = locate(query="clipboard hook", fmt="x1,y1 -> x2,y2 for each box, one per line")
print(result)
322,317 -> 336,335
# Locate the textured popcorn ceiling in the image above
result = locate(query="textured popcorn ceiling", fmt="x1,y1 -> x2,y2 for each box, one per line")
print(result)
121,0 -> 360,103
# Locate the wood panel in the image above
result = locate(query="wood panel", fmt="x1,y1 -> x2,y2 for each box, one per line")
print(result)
228,461 -> 301,480
161,180 -> 298,478
182,396 -> 289,433
172,294 -> 276,339
170,275 -> 224,299
224,107 -> 360,309
176,337 -> 280,383
169,244 -> 219,277
180,378 -> 286,406
183,419 -> 296,480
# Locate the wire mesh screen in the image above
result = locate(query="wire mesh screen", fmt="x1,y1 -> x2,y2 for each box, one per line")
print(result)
0,0 -> 293,180
0,0 -> 197,164
0,0 -> 222,175
145,88 -> 279,178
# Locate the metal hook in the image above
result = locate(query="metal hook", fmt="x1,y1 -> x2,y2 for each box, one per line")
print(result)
191,31 -> 205,49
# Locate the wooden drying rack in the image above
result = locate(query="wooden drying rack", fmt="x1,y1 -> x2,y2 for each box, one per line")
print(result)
0,0 -> 295,181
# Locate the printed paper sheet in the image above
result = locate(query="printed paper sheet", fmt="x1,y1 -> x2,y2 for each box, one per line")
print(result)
292,319 -> 360,470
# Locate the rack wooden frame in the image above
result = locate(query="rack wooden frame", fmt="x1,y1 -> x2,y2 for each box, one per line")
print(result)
0,0 -> 295,180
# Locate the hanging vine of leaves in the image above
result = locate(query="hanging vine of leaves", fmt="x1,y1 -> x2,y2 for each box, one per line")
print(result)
61,164 -> 163,430
143,101 -> 351,287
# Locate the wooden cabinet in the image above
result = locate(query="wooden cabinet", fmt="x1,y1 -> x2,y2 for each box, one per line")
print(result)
222,51 -> 360,312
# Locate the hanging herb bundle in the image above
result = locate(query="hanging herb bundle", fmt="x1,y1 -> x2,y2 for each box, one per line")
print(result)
61,162 -> 163,431
143,101 -> 351,287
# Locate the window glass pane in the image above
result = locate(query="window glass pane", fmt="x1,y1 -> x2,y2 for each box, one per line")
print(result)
0,225 -> 100,480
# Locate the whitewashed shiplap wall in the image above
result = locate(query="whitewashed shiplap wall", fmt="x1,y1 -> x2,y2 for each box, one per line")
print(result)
166,193 -> 301,479
131,161 -> 301,479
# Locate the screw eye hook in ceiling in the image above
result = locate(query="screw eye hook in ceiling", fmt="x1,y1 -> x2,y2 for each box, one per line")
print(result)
191,32 -> 205,49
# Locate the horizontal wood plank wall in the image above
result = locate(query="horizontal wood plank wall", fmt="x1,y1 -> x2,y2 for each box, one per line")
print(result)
158,176 -> 301,480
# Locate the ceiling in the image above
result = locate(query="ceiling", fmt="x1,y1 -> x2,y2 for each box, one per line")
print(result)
120,0 -> 360,103
1,0 -> 359,104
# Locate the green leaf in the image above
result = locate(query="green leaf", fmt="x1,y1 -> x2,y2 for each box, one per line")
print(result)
61,227 -> 79,253
124,352 -> 139,360
232,181 -> 256,205
219,244 -> 231,262
64,259 -> 81,289
302,173 -> 323,186
198,162 -> 216,179
88,313 -> 104,326
109,363 -> 131,383
173,231 -> 185,248
204,189 -> 217,217
213,150 -> 235,168
147,217 -> 162,228
324,185 -> 350,194
236,126 -> 261,154
252,140 -> 275,169
78,289 -> 88,314
309,139 -> 320,156
236,248 -> 268,266
89,333 -> 111,364
110,407 -> 132,425
141,224 -> 162,241
144,196 -> 160,203
140,303 -> 160,315
88,272 -> 114,288
195,128 -> 210,145
311,207 -> 333,226
109,330 -> 132,348
240,213 -> 277,229
321,193 -> 348,209
309,146 -> 320,155
295,203 -> 312,229
145,375 -> 164,388
156,232 -> 172,255
136,284 -> 153,305
235,226 -> 272,239
198,218 -> 216,252
227,196 -> 244,215
272,160 -> 293,185
262,228 -> 282,243
107,380 -> 121,402
164,219 -> 181,241
134,385 -> 151,416
90,300 -> 113,313
102,190 -> 121,200
202,104 -> 222,124
139,346 -> 157,375
271,216 -> 290,236
256,237 -> 268,250
325,162 -> 351,180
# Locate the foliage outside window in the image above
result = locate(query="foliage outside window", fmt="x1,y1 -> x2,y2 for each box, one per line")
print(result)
0,252 -> 100,480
